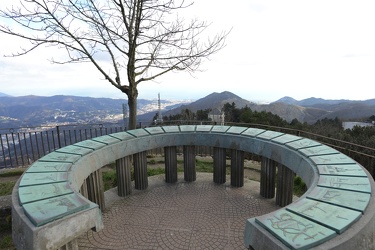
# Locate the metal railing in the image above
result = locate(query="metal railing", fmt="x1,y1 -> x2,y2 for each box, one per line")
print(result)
0,123 -> 128,169
1,121 -> 375,178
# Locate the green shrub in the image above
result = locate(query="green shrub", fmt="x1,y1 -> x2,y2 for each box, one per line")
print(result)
0,235 -> 14,249
293,176 -> 307,197
0,182 -> 16,196
102,170 -> 117,191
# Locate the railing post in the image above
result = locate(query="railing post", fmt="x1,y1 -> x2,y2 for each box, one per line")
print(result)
213,147 -> 226,184
164,146 -> 178,183
116,156 -> 132,196
56,126 -> 62,149
260,157 -> 276,198
134,151 -> 148,190
276,164 -> 294,207
183,145 -> 196,182
231,149 -> 244,187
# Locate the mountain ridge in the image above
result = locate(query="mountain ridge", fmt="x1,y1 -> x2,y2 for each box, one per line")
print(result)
1,92 -> 374,127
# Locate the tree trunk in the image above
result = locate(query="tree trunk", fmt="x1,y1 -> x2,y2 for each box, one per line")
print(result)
128,93 -> 137,130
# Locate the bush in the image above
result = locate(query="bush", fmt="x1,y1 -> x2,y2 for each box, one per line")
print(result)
293,176 -> 307,197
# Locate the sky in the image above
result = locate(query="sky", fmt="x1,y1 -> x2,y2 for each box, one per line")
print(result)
1,0 -> 375,103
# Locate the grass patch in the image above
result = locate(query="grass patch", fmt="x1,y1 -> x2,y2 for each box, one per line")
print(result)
147,168 -> 165,176
0,182 -> 16,196
293,176 -> 307,197
195,160 -> 214,172
0,235 -> 14,249
102,170 -> 117,191
0,169 -> 24,178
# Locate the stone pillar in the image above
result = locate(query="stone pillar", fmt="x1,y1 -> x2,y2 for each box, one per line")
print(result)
213,147 -> 226,184
276,164 -> 294,207
260,157 -> 276,198
183,145 -> 196,182
86,169 -> 105,211
231,149 -> 244,187
116,156 -> 132,196
59,239 -> 78,250
164,146 -> 178,183
79,179 -> 88,199
134,151 -> 148,190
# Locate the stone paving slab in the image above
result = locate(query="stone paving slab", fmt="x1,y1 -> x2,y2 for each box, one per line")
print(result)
78,173 -> 280,250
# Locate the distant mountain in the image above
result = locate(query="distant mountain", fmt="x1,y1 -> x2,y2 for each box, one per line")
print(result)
155,93 -> 375,124
274,96 -> 353,107
1,92 -> 374,128
0,95 -> 188,128
272,96 -> 375,122
0,92 -> 11,97
162,91 -> 254,117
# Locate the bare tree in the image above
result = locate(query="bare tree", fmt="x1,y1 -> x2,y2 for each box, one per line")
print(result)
0,0 -> 229,129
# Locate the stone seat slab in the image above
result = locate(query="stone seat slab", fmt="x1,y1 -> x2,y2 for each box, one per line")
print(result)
317,163 -> 367,177
195,125 -> 213,132
241,127 -> 265,137
22,193 -> 91,227
144,126 -> 165,134
286,198 -> 362,234
254,209 -> 336,250
109,132 -> 135,141
310,153 -> 357,165
317,175 -> 371,193
74,140 -> 107,150
307,186 -> 371,213
25,162 -> 72,173
210,125 -> 231,133
286,138 -> 321,150
19,172 -> 68,187
271,134 -> 302,145
126,128 -> 150,137
38,152 -> 82,163
298,145 -> 341,157
179,125 -> 196,132
91,135 -> 121,145
255,130 -> 284,140
19,182 -> 73,205
161,125 -> 180,133
55,145 -> 94,156
226,126 -> 248,134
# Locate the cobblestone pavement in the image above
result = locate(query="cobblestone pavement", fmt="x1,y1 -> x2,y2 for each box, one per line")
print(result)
78,173 -> 280,250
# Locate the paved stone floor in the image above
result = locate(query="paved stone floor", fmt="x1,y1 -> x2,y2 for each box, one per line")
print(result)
78,173 -> 280,250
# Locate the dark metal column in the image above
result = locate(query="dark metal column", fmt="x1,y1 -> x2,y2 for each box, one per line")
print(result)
116,156 -> 132,196
134,151 -> 148,190
183,145 -> 196,182
164,146 -> 178,183
213,147 -> 226,184
276,164 -> 294,207
231,149 -> 244,187
260,157 -> 276,198
86,169 -> 105,211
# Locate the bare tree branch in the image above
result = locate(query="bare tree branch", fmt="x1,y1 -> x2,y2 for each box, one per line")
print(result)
0,0 -> 230,128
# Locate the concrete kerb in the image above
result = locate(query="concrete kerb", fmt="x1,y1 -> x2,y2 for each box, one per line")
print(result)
11,125 -> 375,249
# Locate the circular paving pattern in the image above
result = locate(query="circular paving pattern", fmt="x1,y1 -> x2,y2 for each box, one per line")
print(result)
78,173 -> 280,250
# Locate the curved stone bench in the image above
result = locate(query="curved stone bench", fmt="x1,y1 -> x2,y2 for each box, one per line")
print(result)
11,125 -> 375,249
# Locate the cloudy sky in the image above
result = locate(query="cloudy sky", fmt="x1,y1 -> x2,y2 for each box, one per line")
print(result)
1,0 -> 375,103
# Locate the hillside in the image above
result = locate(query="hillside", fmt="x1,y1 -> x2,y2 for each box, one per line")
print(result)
1,92 -> 374,128
162,91 -> 254,117
274,96 -> 375,122
0,95 -> 188,128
